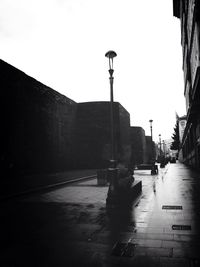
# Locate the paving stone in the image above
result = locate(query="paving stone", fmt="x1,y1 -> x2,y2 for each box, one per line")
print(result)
173,234 -> 197,242
128,232 -> 174,242
162,240 -> 190,249
136,247 -> 173,257
173,247 -> 200,259
159,257 -> 190,267
137,226 -> 165,234
164,227 -> 196,235
131,238 -> 162,248
119,255 -> 160,267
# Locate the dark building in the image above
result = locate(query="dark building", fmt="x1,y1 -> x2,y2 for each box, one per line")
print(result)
73,102 -> 131,169
130,127 -> 147,166
173,0 -> 200,169
1,59 -> 77,175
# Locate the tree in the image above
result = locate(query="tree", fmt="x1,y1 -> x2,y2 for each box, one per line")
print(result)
170,120 -> 180,150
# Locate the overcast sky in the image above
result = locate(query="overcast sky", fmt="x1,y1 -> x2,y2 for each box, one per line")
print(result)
0,0 -> 186,142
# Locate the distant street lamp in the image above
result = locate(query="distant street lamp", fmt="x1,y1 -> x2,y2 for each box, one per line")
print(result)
162,140 -> 166,157
149,120 -> 153,142
159,134 -> 162,158
149,119 -> 153,161
105,50 -> 118,207
149,120 -> 156,174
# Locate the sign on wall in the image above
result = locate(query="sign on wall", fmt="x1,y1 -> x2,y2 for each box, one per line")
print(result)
179,119 -> 187,143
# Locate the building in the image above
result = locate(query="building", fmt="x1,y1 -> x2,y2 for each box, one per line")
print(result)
173,0 -> 200,169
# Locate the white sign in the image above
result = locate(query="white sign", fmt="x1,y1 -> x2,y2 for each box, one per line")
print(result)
179,119 -> 186,143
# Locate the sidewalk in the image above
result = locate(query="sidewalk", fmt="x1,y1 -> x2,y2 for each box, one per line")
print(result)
39,163 -> 200,266
1,162 -> 200,266
0,169 -> 97,199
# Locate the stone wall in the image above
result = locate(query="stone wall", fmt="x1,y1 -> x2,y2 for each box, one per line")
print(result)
1,59 -> 77,175
130,127 -> 147,166
73,102 -> 131,169
1,59 -> 133,175
145,136 -> 156,164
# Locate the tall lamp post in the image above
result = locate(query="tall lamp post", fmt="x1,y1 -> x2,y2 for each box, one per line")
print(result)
105,50 -> 117,166
149,120 -> 153,142
162,140 -> 166,158
105,50 -> 118,206
149,120 -> 156,174
149,119 -> 153,161
159,134 -> 162,159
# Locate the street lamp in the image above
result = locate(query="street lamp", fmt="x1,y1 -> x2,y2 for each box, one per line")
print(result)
162,140 -> 166,158
105,50 -> 118,207
149,120 -> 153,142
149,119 -> 156,174
105,50 -> 117,166
159,134 -> 162,158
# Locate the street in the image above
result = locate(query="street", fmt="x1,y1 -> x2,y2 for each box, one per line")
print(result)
1,163 -> 200,266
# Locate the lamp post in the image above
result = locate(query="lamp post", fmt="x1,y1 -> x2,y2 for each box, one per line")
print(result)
159,134 -> 162,158
149,120 -> 156,174
149,119 -> 153,161
162,140 -> 166,158
149,120 -> 153,142
105,50 -> 117,166
105,50 -> 118,207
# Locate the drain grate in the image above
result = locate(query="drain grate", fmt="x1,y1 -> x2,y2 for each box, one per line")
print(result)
111,242 -> 135,257
162,205 -> 182,210
172,224 -> 191,230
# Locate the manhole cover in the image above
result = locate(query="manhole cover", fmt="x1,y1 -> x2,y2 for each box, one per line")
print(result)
162,205 -> 182,210
172,225 -> 191,230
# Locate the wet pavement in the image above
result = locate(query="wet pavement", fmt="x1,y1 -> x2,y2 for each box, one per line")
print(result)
0,169 -> 97,200
1,162 -> 200,266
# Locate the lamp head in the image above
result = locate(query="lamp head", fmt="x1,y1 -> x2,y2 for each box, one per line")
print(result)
105,50 -> 117,70
149,119 -> 153,126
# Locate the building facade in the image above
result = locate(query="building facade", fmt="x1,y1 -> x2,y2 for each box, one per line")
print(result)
173,0 -> 200,169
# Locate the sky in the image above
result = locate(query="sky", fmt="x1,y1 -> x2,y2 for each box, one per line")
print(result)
0,0 -> 186,142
